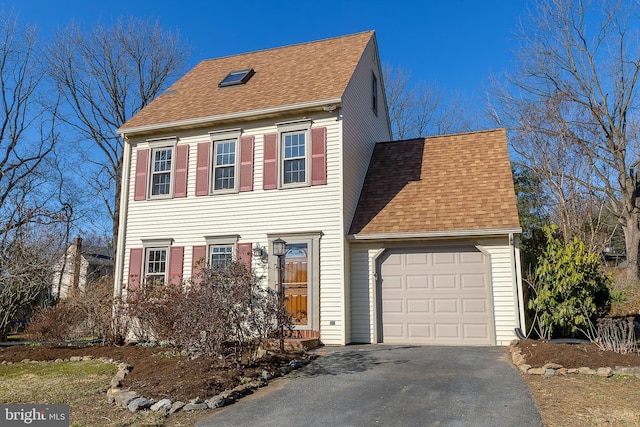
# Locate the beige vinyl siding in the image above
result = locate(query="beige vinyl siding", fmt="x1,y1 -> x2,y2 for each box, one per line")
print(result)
478,238 -> 520,345
120,114 -> 348,344
349,243 -> 380,343
341,36 -> 392,235
340,36 -> 391,344
349,238 -> 519,345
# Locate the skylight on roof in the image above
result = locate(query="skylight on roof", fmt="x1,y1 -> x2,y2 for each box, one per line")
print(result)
219,68 -> 255,87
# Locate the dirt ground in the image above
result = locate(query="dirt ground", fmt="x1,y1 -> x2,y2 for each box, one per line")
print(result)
0,343 -> 299,403
515,339 -> 640,368
3,340 -> 640,426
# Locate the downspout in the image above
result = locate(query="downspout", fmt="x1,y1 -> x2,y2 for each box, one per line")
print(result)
512,233 -> 527,336
113,134 -> 132,298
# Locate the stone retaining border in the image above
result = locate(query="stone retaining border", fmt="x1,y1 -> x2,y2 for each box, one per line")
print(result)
106,353 -> 316,415
509,339 -> 640,378
1,352 -> 317,416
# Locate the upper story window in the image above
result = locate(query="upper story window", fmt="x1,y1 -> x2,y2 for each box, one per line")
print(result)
372,72 -> 378,115
134,136 -> 186,202
150,147 -> 173,196
213,139 -> 236,190
282,131 -> 306,185
196,130 -> 254,196
263,121 -> 326,190
209,129 -> 241,193
218,68 -> 255,87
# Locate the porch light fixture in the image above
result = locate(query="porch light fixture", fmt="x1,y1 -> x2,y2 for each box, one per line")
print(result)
272,237 -> 287,352
272,238 -> 286,257
252,244 -> 265,258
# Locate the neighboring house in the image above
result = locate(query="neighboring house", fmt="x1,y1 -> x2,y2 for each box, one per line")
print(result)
113,31 -> 524,346
53,236 -> 115,299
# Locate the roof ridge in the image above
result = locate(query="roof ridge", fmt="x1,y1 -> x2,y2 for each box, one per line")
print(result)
198,30 -> 375,64
377,128 -> 505,145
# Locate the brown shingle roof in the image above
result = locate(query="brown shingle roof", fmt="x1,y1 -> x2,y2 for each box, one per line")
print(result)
119,31 -> 375,132
349,129 -> 521,236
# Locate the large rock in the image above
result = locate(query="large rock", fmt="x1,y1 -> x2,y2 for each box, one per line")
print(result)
597,367 -> 614,378
114,391 -> 140,408
184,402 -> 208,412
206,396 -> 226,409
169,401 -> 185,415
150,399 -> 173,411
128,397 -> 153,413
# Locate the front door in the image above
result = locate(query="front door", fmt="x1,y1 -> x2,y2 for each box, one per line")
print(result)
284,243 -> 308,325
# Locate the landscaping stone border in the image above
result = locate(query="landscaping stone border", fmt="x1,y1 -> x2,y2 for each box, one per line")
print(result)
1,352 -> 318,416
509,339 -> 640,378
106,352 -> 317,415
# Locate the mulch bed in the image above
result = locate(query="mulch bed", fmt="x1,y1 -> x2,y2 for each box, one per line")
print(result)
516,339 -> 640,368
0,343 -> 299,402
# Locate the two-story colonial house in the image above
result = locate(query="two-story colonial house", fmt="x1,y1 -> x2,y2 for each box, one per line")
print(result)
114,31 -> 524,346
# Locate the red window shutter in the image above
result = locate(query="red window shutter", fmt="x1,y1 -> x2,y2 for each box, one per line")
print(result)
311,127 -> 327,186
263,133 -> 278,190
236,242 -> 252,271
191,245 -> 207,283
134,149 -> 149,201
174,144 -> 189,198
239,136 -> 254,192
169,246 -> 184,285
128,248 -> 143,291
195,142 -> 210,196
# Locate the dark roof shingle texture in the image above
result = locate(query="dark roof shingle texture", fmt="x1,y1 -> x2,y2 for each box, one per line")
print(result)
120,31 -> 374,132
349,129 -> 521,235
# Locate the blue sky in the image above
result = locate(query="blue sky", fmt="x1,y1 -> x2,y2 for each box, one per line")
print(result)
5,0 -> 528,104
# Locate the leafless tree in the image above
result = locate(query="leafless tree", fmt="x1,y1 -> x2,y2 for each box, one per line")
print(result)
490,0 -> 640,278
0,12 -> 59,241
383,63 -> 476,139
0,227 -> 59,340
46,17 -> 191,251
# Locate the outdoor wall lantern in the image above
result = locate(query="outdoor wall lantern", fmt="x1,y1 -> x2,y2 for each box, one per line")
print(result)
272,237 -> 286,352
252,244 -> 265,258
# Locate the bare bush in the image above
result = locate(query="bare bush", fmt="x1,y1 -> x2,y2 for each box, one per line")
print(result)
25,276 -> 128,345
126,262 -> 291,367
583,316 -> 638,355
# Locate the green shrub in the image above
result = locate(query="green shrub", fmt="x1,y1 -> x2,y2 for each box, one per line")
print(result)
528,224 -> 611,339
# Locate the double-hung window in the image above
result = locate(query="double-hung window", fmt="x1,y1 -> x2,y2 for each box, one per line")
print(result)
209,245 -> 234,269
282,131 -> 306,185
213,139 -> 236,190
205,235 -> 239,270
150,147 -> 173,196
209,129 -> 240,193
276,120 -> 311,188
145,247 -> 167,286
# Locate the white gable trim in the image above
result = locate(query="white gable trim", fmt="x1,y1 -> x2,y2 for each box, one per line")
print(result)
118,97 -> 343,136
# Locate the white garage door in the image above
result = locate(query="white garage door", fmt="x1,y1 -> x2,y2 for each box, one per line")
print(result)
379,247 -> 492,345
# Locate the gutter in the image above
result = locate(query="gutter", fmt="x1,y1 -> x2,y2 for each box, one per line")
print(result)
117,97 -> 343,136
347,227 -> 522,241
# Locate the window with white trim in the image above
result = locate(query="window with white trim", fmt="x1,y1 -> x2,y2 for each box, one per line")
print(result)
209,129 -> 240,193
145,247 -> 167,286
277,120 -> 311,188
205,235 -> 239,270
209,244 -> 234,269
150,147 -> 173,196
213,139 -> 236,190
282,131 -> 306,185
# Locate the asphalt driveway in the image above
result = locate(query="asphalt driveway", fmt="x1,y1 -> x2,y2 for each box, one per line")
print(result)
197,345 -> 542,427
